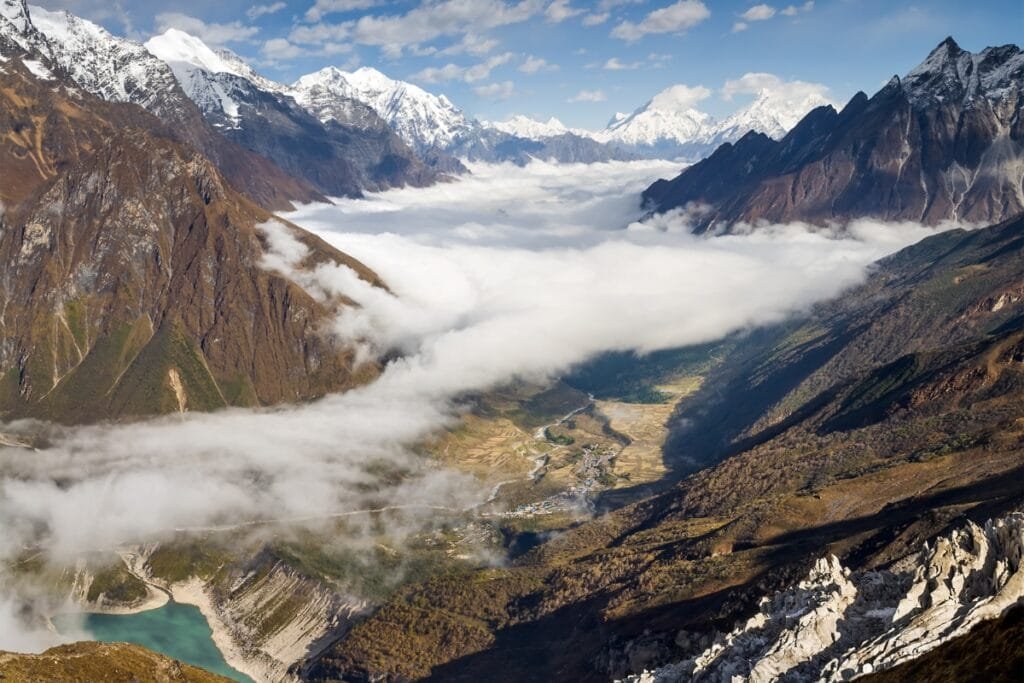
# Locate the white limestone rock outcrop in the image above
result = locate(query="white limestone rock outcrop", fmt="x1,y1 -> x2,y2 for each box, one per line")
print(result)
624,511 -> 1024,682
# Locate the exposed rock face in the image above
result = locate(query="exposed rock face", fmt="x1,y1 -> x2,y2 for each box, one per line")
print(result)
145,30 -> 441,198
122,545 -> 367,683
642,38 -> 1024,232
624,512 -> 1024,682
0,1 -> 321,210
0,58 -> 381,422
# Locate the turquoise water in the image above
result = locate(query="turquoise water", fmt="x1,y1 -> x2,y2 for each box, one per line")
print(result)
55,602 -> 253,682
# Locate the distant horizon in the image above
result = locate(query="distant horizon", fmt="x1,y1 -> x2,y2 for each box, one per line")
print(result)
25,0 -> 1022,129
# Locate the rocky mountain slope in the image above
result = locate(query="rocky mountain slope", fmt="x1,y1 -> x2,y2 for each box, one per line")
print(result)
0,55 -> 381,423
145,30 -> 440,197
626,512 -> 1023,681
0,0 -> 321,211
302,214 -> 1024,681
642,38 -> 1024,231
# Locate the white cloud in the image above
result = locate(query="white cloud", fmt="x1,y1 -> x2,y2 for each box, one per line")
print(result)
412,52 -> 515,83
612,0 -> 710,41
0,160 -> 956,651
740,4 -> 777,21
782,1 -> 814,16
722,71 -> 831,104
582,12 -> 609,26
650,83 -> 711,109
732,20 -> 748,31
289,20 -> 351,44
568,88 -> 607,102
474,80 -> 516,99
305,0 -> 384,22
519,55 -> 555,73
154,12 -> 259,46
438,33 -> 499,56
246,2 -> 287,20
546,0 -> 584,23
261,37 -> 304,61
603,57 -> 641,70
346,0 -> 544,56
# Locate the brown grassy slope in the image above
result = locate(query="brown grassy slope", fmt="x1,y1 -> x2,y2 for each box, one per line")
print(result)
0,642 -> 233,682
0,58 -> 382,423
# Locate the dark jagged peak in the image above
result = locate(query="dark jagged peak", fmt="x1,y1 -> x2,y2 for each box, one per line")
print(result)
903,36 -> 1023,108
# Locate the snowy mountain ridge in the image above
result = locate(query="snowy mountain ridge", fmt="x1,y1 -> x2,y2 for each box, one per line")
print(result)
291,65 -> 476,153
483,114 -> 591,140
594,82 -> 835,159
903,36 -> 1024,108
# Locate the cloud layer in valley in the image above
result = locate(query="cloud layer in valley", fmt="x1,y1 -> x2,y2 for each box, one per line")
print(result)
0,159 -> 955,651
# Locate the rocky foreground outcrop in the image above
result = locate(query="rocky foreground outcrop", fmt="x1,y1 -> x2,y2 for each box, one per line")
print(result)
624,512 -> 1024,682
642,38 -> 1024,232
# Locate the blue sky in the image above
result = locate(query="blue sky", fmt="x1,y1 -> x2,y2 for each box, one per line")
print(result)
32,0 -> 1023,128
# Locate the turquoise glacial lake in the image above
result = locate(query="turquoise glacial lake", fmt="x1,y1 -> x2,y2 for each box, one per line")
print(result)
55,601 -> 253,682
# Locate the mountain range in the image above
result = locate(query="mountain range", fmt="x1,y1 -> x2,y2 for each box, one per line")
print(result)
1,1 -> 842,176
643,38 -> 1024,231
0,1 -> 1021,680
590,81 -> 834,160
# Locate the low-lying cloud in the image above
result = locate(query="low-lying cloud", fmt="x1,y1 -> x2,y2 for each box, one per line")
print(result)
0,159 -> 956,651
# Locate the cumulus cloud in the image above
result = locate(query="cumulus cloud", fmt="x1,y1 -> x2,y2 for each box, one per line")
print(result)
413,52 -> 515,83
737,1 -> 812,29
650,83 -> 712,110
781,1 -> 814,16
612,0 -> 711,41
545,0 -> 584,23
723,71 -> 832,105
261,37 -> 305,61
741,4 -> 776,21
568,88 -> 607,102
153,13 -> 259,46
438,33 -> 499,56
0,160 -> 956,651
246,2 -> 287,20
305,0 -> 384,22
603,57 -> 641,70
339,0 -> 543,56
582,12 -> 609,26
519,55 -> 555,74
474,80 -> 516,99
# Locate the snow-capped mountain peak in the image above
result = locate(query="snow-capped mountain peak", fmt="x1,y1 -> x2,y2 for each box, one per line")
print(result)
290,65 -> 475,152
485,115 -> 569,139
143,29 -> 278,128
714,83 -> 834,141
903,37 -> 1024,108
145,29 -> 247,82
596,85 -> 715,151
2,5 -> 185,119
